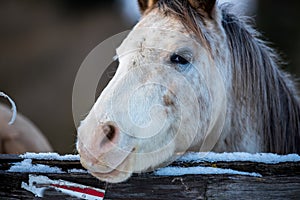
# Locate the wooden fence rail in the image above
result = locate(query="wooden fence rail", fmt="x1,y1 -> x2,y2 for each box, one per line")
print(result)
0,154 -> 300,199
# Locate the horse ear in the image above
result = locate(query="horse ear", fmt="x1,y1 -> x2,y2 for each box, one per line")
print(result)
138,0 -> 159,14
188,0 -> 216,16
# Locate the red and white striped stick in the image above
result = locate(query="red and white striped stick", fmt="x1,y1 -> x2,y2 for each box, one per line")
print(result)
22,175 -> 105,199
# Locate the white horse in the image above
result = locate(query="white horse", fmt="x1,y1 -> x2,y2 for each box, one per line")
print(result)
77,0 -> 300,183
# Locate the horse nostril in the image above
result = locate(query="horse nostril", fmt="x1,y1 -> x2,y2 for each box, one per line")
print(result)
96,123 -> 119,150
103,124 -> 116,141
102,124 -> 117,142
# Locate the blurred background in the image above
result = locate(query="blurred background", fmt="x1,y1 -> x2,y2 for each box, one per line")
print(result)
0,0 -> 299,153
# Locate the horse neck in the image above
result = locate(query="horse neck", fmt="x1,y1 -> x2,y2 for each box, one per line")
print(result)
222,11 -> 300,154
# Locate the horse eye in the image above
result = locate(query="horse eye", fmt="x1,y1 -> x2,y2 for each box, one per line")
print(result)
170,54 -> 189,65
170,54 -> 191,72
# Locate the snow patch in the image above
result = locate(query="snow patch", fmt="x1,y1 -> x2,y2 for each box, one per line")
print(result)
21,175 -> 49,197
68,169 -> 88,173
155,166 -> 262,177
9,153 -> 85,174
8,159 -> 63,173
178,152 -> 300,164
21,152 -> 80,161
155,152 -> 300,177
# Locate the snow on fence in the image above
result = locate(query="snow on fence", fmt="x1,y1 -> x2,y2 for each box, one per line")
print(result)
0,152 -> 299,199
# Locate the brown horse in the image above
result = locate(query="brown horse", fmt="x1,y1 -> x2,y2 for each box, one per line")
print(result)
0,93 -> 52,154
77,0 -> 300,183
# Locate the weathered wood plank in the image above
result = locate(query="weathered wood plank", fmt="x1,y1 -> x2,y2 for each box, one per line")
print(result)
105,174 -> 300,200
0,154 -> 300,199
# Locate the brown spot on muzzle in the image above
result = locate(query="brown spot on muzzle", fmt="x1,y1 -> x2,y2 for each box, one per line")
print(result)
163,95 -> 174,107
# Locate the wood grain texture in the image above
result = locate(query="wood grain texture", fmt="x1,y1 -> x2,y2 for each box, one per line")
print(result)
0,154 -> 299,199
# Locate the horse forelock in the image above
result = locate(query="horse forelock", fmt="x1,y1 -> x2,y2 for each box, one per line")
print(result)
154,0 -> 213,54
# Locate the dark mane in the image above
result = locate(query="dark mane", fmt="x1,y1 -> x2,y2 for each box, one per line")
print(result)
221,10 -> 300,154
156,0 -> 300,154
